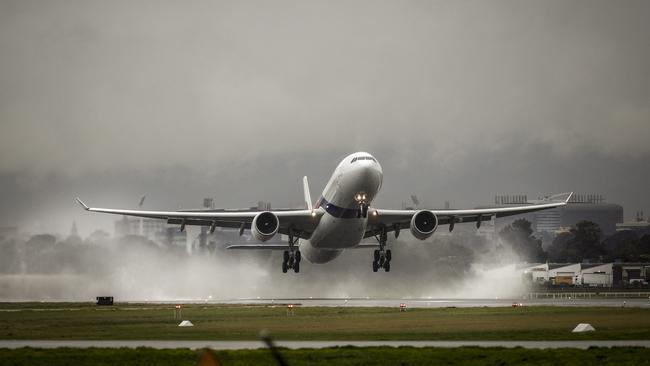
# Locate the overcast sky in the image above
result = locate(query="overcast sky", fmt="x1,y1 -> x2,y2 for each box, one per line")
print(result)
1,0 -> 649,235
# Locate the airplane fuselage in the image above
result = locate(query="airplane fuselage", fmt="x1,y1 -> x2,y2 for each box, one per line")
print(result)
300,152 -> 383,264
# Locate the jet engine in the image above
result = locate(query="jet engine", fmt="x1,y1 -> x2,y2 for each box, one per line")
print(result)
251,211 -> 279,242
410,210 -> 438,240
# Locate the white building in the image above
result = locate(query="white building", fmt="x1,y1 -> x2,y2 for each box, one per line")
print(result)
548,263 -> 581,286
580,263 -> 613,287
523,263 -> 549,284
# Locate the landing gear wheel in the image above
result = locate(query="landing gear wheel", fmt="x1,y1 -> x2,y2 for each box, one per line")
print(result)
282,262 -> 288,273
293,261 -> 300,273
371,227 -> 391,273
283,251 -> 290,262
295,250 -> 301,263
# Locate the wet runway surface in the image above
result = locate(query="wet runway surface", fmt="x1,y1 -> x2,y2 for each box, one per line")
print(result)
1,340 -> 649,349
213,297 -> 650,308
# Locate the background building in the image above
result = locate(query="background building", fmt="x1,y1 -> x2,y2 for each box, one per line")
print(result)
616,211 -> 650,235
487,193 -> 623,238
523,262 -> 648,287
114,216 -> 186,248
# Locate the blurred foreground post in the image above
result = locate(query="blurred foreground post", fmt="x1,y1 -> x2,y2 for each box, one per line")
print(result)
260,330 -> 289,366
198,349 -> 222,366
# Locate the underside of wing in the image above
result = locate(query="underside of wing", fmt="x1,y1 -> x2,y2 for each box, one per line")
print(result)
364,192 -> 572,238
76,198 -> 323,240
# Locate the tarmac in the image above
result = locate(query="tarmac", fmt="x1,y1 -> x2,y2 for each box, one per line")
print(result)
1,340 -> 649,349
212,297 -> 650,308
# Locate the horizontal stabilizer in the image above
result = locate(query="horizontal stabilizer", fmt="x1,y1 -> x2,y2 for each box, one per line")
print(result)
352,243 -> 380,249
226,244 -> 292,250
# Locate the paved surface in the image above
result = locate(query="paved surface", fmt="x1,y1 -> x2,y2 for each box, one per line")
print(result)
213,297 -> 650,308
3,297 -> 646,309
1,340 -> 649,349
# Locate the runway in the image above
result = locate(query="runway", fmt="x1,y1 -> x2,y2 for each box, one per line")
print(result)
213,297 -> 650,308
1,340 -> 649,349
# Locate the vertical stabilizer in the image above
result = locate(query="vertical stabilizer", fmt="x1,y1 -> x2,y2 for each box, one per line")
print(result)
303,176 -> 313,210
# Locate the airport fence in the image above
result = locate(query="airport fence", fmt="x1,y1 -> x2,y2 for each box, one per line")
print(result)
526,291 -> 650,299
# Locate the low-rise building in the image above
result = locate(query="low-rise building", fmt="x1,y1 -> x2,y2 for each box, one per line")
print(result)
523,262 -> 649,288
548,263 -> 581,286
580,263 -> 613,287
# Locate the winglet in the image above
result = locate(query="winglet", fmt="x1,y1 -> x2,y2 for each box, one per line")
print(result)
565,192 -> 574,203
303,176 -> 313,210
75,197 -> 89,210
544,192 -> 573,204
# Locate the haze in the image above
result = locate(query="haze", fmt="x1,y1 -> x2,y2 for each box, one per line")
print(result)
1,0 -> 649,236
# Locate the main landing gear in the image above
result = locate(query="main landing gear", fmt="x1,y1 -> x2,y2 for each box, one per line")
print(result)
372,229 -> 391,272
282,231 -> 301,273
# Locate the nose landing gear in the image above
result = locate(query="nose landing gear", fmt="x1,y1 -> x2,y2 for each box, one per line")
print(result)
358,203 -> 369,218
355,192 -> 369,218
371,229 -> 391,272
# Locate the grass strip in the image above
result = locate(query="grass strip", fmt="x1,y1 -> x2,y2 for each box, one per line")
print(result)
1,303 -> 650,340
1,346 -> 650,366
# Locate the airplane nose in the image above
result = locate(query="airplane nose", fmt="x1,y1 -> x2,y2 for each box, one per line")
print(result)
360,162 -> 383,192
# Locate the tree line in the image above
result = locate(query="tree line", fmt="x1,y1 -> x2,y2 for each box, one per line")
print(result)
499,219 -> 650,263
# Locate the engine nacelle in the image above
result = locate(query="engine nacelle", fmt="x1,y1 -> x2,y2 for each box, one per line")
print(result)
251,211 -> 279,242
410,210 -> 438,240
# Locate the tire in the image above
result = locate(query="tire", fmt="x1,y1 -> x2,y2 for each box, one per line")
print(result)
373,250 -> 380,262
283,251 -> 289,262
386,250 -> 392,261
294,262 -> 300,273
384,261 -> 391,272
295,250 -> 301,263
282,262 -> 288,273
372,261 -> 379,272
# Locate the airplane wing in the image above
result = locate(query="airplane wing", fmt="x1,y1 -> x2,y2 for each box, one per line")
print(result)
364,192 -> 572,238
75,198 -> 322,240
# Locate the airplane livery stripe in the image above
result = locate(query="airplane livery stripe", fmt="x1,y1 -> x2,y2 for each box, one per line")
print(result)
316,197 -> 361,219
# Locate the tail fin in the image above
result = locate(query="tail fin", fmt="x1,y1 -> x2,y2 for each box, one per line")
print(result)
303,176 -> 313,210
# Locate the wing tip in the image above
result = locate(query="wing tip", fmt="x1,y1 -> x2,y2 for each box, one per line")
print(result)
565,192 -> 573,203
75,197 -> 89,210
544,192 -> 573,204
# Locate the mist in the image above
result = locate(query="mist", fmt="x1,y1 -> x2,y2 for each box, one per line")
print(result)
0,225 -> 533,301
1,1 -> 648,300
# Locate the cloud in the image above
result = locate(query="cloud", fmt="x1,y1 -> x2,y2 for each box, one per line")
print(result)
0,0 -> 649,174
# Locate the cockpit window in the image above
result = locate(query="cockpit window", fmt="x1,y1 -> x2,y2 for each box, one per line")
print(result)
351,157 -> 357,163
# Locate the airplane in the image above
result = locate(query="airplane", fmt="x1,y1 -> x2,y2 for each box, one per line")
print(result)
76,152 -> 571,273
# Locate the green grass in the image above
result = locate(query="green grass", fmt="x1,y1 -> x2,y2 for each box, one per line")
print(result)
1,347 -> 650,366
1,303 -> 650,340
